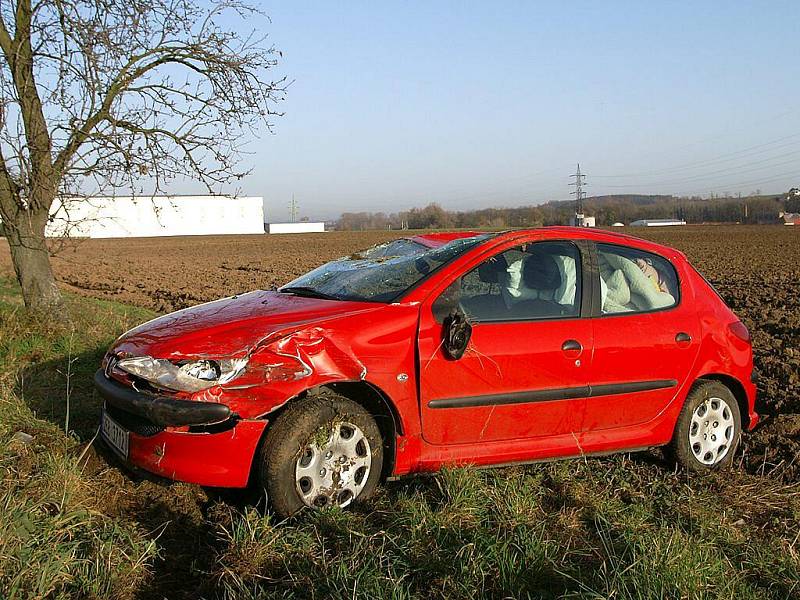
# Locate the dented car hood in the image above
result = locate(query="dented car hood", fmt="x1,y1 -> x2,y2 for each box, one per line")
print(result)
111,290 -> 387,359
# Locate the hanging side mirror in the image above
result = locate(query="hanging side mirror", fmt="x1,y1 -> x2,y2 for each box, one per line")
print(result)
442,310 -> 472,360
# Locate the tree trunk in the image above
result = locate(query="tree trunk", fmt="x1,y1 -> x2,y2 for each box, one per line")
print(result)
5,206 -> 62,311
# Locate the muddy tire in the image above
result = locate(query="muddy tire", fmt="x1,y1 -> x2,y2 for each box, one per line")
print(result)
258,392 -> 384,518
666,380 -> 742,472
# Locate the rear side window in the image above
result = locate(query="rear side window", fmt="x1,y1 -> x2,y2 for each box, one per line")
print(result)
596,243 -> 679,314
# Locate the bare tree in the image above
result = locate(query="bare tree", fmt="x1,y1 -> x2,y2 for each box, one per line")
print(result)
0,0 -> 285,310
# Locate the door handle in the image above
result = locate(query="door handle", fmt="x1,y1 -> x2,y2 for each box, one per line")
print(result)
675,332 -> 692,344
561,339 -> 582,353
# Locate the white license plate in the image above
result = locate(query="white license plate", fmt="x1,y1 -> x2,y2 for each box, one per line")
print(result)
101,411 -> 129,458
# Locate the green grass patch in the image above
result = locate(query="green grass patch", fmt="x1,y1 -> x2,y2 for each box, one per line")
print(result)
0,277 -> 157,598
207,462 -> 799,600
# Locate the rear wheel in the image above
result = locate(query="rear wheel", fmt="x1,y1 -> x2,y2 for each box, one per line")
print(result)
667,380 -> 741,471
258,393 -> 384,518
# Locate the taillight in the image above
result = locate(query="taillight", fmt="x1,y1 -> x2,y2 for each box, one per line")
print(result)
728,321 -> 750,344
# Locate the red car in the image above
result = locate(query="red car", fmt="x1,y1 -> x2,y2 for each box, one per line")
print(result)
96,227 -> 757,517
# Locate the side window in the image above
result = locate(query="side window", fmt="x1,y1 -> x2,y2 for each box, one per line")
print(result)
596,243 -> 679,314
432,241 -> 582,322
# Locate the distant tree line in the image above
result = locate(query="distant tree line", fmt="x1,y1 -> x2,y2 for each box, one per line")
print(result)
335,192 -> 795,231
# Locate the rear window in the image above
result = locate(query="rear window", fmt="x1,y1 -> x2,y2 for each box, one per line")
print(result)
596,243 -> 679,314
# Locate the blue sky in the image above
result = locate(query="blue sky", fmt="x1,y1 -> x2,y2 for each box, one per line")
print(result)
208,1 -> 800,221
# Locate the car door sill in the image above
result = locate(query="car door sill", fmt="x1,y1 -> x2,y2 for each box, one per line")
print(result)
474,445 -> 656,470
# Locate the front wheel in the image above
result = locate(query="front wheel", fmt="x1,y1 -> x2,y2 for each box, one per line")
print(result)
258,393 -> 384,518
667,380 -> 742,471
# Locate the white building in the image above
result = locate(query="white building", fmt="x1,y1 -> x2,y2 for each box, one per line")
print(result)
267,222 -> 326,234
629,218 -> 687,227
47,195 -> 264,238
569,213 -> 596,227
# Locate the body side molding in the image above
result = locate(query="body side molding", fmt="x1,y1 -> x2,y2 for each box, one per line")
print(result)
427,379 -> 678,409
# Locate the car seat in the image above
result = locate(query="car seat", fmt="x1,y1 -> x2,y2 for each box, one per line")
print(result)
500,249 -> 569,318
460,254 -> 509,320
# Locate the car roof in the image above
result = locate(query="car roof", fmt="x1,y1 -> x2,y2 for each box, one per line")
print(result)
408,227 -> 684,259
408,231 -> 484,248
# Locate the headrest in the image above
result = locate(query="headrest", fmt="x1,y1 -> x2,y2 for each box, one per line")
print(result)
522,250 -> 562,291
477,254 -> 509,284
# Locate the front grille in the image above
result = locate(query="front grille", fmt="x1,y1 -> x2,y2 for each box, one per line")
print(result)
105,403 -> 164,437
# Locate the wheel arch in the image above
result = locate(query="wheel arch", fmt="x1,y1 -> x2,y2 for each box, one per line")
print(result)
695,373 -> 750,429
264,379 -> 402,482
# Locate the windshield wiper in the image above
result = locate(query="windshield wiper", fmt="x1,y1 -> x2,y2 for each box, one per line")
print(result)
279,286 -> 340,301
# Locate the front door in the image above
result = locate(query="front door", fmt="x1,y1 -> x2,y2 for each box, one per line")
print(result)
417,240 -> 592,445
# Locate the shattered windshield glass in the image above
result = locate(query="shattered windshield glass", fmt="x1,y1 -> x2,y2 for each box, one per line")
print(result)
356,238 -> 427,259
281,234 -> 493,303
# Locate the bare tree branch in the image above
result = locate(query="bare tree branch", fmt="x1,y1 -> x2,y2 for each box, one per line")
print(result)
0,0 -> 285,310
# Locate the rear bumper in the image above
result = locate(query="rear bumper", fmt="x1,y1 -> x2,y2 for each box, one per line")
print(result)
101,407 -> 268,488
744,378 -> 759,430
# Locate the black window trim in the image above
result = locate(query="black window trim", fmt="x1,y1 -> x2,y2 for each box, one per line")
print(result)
433,239 -> 593,325
588,241 -> 683,319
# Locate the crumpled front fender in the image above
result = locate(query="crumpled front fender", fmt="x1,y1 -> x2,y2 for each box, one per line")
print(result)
193,326 -> 371,419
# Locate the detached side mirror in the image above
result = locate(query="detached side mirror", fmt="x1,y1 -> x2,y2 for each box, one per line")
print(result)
443,310 -> 472,360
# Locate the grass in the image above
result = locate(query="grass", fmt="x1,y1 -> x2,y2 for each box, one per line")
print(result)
0,277 -> 798,599
0,279 -> 158,599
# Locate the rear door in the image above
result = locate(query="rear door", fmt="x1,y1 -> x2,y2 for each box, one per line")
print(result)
582,242 -> 701,431
417,239 -> 593,445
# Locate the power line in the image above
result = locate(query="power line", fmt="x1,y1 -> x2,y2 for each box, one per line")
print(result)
590,105 -> 800,172
592,132 -> 800,179
600,151 -> 800,188
676,169 -> 800,197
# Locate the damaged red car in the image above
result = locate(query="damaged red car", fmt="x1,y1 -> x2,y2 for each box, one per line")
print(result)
96,227 -> 758,517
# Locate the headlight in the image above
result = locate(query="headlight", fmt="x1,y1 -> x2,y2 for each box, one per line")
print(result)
116,356 -> 248,393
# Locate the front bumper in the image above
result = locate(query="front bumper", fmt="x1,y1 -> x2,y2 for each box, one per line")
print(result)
101,410 -> 267,487
94,369 -> 231,427
95,370 -> 268,487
